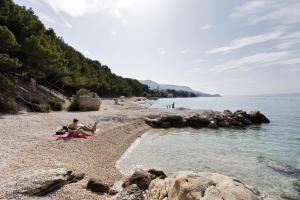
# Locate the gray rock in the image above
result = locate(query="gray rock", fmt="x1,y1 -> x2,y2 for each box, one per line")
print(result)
0,168 -> 84,199
293,179 -> 300,192
248,111 -> 270,123
223,110 -> 234,117
148,171 -> 267,200
258,156 -> 300,177
109,184 -> 144,200
123,169 -> 166,191
281,193 -> 300,200
207,120 -> 218,129
86,178 -> 110,194
78,93 -> 101,111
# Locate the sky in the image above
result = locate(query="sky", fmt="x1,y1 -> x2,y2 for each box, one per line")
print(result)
14,0 -> 300,95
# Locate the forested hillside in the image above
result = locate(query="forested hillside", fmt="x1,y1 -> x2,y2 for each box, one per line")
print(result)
0,0 -> 150,100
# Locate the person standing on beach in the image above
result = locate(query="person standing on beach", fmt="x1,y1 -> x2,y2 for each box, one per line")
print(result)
172,102 -> 175,109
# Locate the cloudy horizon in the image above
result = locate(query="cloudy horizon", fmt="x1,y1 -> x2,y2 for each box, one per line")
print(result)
14,0 -> 300,96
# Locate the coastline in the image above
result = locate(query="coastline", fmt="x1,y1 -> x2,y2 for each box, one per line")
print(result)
0,97 -> 272,199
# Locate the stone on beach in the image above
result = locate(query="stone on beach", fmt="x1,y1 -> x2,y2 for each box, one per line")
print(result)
78,94 -> 102,111
86,178 -> 110,194
122,169 -> 167,191
0,168 -> 84,198
148,171 -> 267,200
109,184 -> 145,200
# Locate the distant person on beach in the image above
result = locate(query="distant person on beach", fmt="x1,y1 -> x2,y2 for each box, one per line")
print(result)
68,119 -> 98,136
172,102 -> 175,109
114,98 -> 120,105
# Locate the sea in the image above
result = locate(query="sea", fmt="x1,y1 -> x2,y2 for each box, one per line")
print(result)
117,95 -> 300,200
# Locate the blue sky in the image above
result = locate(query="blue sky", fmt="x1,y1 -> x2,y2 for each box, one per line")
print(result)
14,0 -> 300,95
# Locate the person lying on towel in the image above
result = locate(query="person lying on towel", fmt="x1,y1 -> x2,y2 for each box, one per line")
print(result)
68,118 -> 98,136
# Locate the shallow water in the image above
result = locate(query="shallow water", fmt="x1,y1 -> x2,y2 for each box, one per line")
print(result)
117,96 -> 300,199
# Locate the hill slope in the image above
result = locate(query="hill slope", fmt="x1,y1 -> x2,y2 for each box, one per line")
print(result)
0,0 -> 150,99
140,80 -> 221,97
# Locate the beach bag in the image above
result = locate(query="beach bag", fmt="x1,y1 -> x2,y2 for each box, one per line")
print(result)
56,127 -> 67,135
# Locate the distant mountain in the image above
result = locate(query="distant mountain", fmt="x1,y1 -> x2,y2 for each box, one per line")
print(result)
140,80 -> 221,97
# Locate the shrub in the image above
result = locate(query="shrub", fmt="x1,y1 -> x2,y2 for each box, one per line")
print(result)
0,74 -> 14,91
68,95 -> 79,111
48,100 -> 63,111
0,97 -> 18,113
39,102 -> 51,113
76,88 -> 93,97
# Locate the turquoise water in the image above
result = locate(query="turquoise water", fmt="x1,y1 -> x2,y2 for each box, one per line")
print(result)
117,96 -> 300,199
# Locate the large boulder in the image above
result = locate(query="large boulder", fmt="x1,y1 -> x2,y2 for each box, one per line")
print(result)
148,171 -> 267,200
0,168 -> 84,199
123,169 -> 167,191
78,93 -> 102,111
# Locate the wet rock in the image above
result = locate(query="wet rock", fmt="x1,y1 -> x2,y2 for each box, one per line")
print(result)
248,111 -> 270,123
122,169 -> 166,191
148,169 -> 167,179
293,179 -> 300,192
223,109 -> 234,117
258,156 -> 300,177
86,178 -> 110,194
109,184 -> 144,200
0,168 -> 84,198
161,122 -> 171,128
148,171 -> 267,200
217,120 -> 231,128
144,110 -> 270,129
281,193 -> 300,200
207,120 -> 218,129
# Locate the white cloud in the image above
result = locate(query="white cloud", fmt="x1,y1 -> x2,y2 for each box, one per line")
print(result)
187,67 -> 203,73
40,0 -> 136,20
36,11 -> 56,24
180,49 -> 196,54
276,31 -> 300,50
181,49 -> 190,54
188,59 -> 204,65
210,51 -> 296,72
231,0 -> 300,25
201,24 -> 213,30
158,48 -> 167,56
276,40 -> 300,50
207,29 -> 285,54
111,31 -> 117,36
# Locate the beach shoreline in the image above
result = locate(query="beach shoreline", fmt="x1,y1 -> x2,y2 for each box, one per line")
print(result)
0,97 -> 272,199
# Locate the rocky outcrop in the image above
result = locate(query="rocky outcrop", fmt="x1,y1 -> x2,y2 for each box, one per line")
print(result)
145,110 -> 270,129
110,184 -> 145,200
0,168 -> 84,199
148,171 -> 267,200
122,169 -> 167,191
78,93 -> 102,111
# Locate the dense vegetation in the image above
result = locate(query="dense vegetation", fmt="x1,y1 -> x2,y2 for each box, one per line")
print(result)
0,0 -> 150,102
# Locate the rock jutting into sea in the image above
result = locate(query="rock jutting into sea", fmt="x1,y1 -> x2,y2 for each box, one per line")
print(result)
144,109 -> 270,129
113,169 -> 270,200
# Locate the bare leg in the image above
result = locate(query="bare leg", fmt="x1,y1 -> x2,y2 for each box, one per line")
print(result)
82,122 -> 98,131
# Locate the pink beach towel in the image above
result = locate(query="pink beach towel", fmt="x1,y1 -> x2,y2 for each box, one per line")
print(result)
52,132 -> 92,139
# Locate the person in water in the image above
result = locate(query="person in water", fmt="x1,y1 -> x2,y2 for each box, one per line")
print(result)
68,118 -> 98,136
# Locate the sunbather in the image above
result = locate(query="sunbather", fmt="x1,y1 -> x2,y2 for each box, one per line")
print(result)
68,119 -> 98,136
